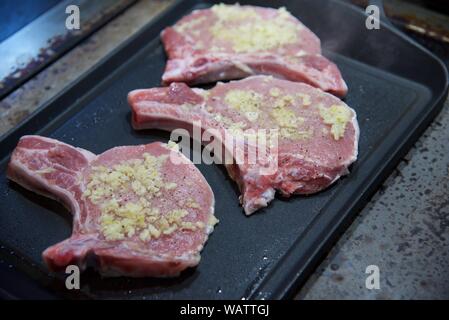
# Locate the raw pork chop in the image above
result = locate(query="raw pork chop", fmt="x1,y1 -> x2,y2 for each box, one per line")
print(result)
161,4 -> 348,97
128,75 -> 359,215
7,135 -> 217,277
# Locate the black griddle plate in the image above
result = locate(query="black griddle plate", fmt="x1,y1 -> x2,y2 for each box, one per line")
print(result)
0,0 -> 447,299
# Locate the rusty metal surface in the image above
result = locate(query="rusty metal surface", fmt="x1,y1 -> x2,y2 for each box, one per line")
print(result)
0,0 -> 136,100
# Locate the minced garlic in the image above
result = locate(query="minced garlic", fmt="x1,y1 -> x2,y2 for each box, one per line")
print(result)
269,88 -> 281,97
297,93 -> 311,106
83,153 -> 204,241
279,127 -> 312,140
211,3 -> 259,22
271,106 -> 299,128
220,89 -> 311,140
319,104 -> 352,140
213,114 -> 247,135
167,140 -> 179,151
210,4 -> 298,53
224,89 -> 262,122
174,16 -> 207,33
270,95 -> 311,140
271,95 -> 301,127
186,197 -> 200,209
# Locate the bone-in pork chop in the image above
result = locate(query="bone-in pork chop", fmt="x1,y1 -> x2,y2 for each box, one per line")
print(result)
128,76 -> 359,215
7,136 -> 217,277
161,4 -> 348,97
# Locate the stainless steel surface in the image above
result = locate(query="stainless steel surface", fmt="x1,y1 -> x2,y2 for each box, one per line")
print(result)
0,0 -> 135,99
356,0 -> 449,36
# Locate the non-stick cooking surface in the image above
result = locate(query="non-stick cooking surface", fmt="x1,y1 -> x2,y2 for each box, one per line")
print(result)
0,0 -> 447,299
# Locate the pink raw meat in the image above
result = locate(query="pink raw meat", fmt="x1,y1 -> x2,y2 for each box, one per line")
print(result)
161,4 -> 348,97
7,135 -> 217,277
128,75 -> 359,215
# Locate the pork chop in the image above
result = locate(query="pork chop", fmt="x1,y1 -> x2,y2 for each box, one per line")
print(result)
128,75 -> 359,215
7,135 -> 217,277
161,4 -> 348,97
